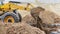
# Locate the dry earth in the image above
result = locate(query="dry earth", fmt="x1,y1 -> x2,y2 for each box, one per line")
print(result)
0,21 -> 45,34
22,7 -> 60,34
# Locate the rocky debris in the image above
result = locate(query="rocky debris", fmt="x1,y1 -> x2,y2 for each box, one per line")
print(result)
0,21 -> 45,34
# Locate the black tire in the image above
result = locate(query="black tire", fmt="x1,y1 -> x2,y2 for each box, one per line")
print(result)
3,13 -> 20,23
18,13 -> 22,22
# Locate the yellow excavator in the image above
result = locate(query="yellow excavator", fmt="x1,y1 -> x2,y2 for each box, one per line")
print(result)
0,1 -> 34,23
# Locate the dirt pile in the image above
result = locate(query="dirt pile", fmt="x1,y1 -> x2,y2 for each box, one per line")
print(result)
0,21 -> 45,34
39,10 -> 60,24
29,7 -> 60,34
22,15 -> 37,27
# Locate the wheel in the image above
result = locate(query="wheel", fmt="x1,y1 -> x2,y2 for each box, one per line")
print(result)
4,16 -> 15,23
2,12 -> 21,23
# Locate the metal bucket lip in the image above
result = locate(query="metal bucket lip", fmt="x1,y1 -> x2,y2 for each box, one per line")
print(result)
50,31 -> 60,34
51,23 -> 60,26
50,29 -> 60,34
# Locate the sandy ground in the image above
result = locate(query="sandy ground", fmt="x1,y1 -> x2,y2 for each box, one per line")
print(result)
0,21 -> 45,34
39,4 -> 60,16
17,10 -> 30,18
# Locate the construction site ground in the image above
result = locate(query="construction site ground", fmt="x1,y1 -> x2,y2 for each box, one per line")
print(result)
0,7 -> 60,34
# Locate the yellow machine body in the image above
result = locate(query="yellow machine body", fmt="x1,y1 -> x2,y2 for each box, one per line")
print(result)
0,2 -> 34,11
0,1 -> 34,23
